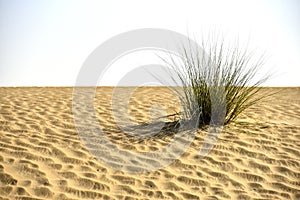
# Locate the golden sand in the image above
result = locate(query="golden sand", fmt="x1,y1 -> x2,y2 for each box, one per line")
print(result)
0,87 -> 299,199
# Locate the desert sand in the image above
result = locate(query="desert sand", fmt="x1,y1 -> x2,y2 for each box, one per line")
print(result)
0,87 -> 299,199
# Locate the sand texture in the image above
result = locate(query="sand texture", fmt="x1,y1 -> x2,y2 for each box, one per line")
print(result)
0,87 -> 299,199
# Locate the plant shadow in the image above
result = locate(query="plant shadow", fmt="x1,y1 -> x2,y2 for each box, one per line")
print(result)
122,113 -> 203,143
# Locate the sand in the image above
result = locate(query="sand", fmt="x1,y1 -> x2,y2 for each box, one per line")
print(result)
0,87 -> 299,200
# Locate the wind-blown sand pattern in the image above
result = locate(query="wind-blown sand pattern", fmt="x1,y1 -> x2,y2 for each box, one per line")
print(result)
0,87 -> 299,199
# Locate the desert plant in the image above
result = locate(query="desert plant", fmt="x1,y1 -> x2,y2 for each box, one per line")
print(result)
161,36 -> 271,127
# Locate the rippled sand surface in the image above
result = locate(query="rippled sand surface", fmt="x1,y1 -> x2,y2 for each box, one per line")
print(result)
0,87 -> 299,199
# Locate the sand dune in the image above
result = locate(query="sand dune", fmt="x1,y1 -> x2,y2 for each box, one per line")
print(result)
0,87 -> 299,199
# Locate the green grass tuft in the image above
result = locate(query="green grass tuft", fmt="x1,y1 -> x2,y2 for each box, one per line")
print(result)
161,36 -> 271,127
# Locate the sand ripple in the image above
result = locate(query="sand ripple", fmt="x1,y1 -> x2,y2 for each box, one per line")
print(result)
0,87 -> 299,199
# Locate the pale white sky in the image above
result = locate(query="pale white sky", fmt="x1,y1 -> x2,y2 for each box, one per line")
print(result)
0,0 -> 299,86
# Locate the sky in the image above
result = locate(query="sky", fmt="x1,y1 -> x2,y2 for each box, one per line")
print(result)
0,0 -> 299,86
